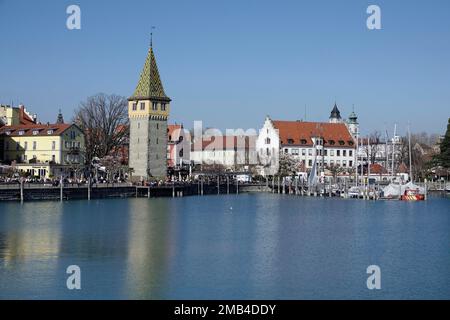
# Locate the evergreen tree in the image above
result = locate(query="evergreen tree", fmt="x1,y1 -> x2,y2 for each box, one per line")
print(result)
435,118 -> 450,168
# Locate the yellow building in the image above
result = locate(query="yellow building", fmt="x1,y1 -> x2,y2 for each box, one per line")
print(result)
0,123 -> 85,178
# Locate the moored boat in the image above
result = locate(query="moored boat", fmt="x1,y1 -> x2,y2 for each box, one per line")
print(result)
400,188 -> 425,201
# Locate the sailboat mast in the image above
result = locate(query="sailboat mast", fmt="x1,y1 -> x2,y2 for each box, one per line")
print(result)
408,123 -> 413,182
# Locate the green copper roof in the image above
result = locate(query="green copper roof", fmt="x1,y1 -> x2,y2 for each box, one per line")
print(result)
130,47 -> 170,101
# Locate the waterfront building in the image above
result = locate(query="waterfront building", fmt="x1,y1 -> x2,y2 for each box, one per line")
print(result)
190,135 -> 256,170
0,119 -> 85,178
128,41 -> 171,180
167,124 -> 190,169
257,104 -> 357,176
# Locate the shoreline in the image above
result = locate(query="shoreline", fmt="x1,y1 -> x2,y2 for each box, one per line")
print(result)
0,183 -> 446,202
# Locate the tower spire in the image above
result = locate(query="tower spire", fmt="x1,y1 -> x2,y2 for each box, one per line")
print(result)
150,26 -> 155,48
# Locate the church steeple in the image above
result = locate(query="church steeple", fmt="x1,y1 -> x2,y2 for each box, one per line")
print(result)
329,102 -> 342,123
56,109 -> 64,124
129,46 -> 171,102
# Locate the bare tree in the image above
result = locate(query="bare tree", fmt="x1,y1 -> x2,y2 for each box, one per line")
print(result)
363,131 -> 382,164
73,93 -> 129,164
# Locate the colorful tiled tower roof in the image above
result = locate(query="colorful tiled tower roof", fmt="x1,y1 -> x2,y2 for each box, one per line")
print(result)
129,46 -> 171,102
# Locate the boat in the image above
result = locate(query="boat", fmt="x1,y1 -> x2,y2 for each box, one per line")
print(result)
382,181 -> 425,201
400,187 -> 425,201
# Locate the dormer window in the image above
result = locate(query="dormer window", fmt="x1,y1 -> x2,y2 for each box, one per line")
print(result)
5,131 -> 11,135
348,141 -> 354,146
287,139 -> 294,145
18,130 -> 25,135
300,139 -> 307,145
339,140 -> 345,145
33,130 -> 39,135
329,140 -> 335,145
47,129 -> 54,135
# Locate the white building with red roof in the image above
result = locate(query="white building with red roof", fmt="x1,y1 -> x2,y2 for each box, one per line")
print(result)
257,104 -> 357,176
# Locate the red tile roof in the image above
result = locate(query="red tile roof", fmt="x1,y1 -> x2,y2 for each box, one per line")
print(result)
0,123 -> 72,137
370,163 -> 388,174
272,121 -> 355,148
168,124 -> 182,142
19,106 -> 35,125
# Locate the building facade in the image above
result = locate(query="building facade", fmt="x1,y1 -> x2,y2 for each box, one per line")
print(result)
257,105 -> 357,176
190,135 -> 255,169
0,123 -> 85,178
128,43 -> 171,180
167,124 -> 191,169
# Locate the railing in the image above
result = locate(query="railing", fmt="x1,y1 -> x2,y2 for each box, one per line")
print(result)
0,182 -> 133,190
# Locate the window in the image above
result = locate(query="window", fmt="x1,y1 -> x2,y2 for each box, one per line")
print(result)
349,150 -> 353,157
324,149 -> 328,156
292,148 -> 299,155
343,160 -> 347,167
70,131 -> 76,140
339,140 -> 345,146
330,150 -> 335,156
308,160 -> 312,166
284,148 -> 288,153
287,139 -> 294,144
302,149 -> 306,156
24,141 -> 28,150
265,137 -> 271,144
301,139 -> 307,145
33,141 -> 37,150
16,142 -> 20,150
337,150 -> 341,156
179,149 -> 184,157
18,130 -> 25,135
161,103 -> 166,111
266,148 -> 270,156
349,161 -> 353,167
52,155 -> 56,163
132,103 -> 137,111
308,149 -> 312,156
152,102 -> 158,110
140,102 -> 145,110
156,123 -> 159,130
156,138 -> 159,144
47,130 -> 53,135
138,122 -> 140,129
343,150 -> 347,157
52,141 -> 56,150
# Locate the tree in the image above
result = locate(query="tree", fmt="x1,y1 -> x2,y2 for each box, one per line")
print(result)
73,93 -> 129,164
363,131 -> 382,164
434,118 -> 450,169
278,152 -> 300,177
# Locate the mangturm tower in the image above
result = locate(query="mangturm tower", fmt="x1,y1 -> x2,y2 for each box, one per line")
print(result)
128,39 -> 171,180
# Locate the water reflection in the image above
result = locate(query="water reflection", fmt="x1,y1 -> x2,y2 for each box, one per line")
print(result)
125,199 -> 172,299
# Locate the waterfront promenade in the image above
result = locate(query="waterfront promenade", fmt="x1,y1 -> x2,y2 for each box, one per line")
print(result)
0,179 -> 446,202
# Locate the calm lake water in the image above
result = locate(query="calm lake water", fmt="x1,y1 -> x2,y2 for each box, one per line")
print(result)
0,193 -> 449,300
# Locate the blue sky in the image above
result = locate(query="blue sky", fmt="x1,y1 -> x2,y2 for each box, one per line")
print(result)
1,0 -> 449,136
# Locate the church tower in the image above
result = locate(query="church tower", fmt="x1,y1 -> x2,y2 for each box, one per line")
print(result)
329,102 -> 343,124
128,41 -> 171,180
